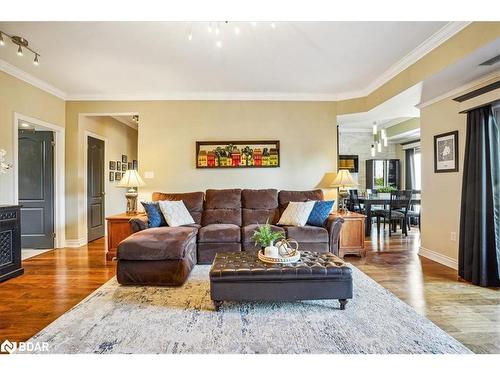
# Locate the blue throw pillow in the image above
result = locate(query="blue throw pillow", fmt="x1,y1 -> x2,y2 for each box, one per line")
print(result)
307,200 -> 335,227
141,201 -> 167,227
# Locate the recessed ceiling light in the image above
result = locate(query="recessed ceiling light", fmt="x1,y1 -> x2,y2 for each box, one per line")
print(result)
216,40 -> 222,48
20,123 -> 30,128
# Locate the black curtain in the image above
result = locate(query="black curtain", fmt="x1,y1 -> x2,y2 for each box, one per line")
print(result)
405,148 -> 415,189
459,104 -> 500,287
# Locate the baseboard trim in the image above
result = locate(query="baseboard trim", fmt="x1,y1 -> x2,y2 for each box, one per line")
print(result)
418,246 -> 458,270
65,238 -> 87,248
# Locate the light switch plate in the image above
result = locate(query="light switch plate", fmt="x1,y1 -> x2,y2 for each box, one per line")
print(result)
144,171 -> 155,179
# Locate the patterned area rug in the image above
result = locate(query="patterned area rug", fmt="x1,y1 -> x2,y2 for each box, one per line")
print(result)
28,265 -> 471,354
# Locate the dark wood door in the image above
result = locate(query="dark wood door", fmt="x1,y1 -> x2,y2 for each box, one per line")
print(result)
18,130 -> 54,249
87,137 -> 105,242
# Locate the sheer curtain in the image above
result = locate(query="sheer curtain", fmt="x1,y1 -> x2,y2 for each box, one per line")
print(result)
458,103 -> 500,287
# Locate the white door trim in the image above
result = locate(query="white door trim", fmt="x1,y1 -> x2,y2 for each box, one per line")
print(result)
83,131 -> 109,241
13,113 -> 66,249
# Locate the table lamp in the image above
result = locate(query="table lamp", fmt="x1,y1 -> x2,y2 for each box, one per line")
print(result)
330,169 -> 357,213
117,169 -> 146,214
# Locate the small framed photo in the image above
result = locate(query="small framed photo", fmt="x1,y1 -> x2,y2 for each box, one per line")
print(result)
132,160 -> 138,170
116,161 -> 122,169
122,163 -> 127,171
128,162 -> 133,170
115,172 -> 122,181
109,161 -> 116,170
122,172 -> 125,179
434,130 -> 459,173
109,171 -> 115,181
122,155 -> 128,163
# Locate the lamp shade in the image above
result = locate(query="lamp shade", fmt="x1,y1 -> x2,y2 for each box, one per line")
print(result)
118,169 -> 146,188
330,169 -> 357,188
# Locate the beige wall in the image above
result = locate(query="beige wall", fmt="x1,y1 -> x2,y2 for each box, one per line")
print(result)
420,77 -> 499,264
0,71 -> 65,205
65,101 -> 338,240
76,116 -> 138,240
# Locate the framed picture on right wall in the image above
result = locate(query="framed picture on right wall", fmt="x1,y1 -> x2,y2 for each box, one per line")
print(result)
434,130 -> 459,173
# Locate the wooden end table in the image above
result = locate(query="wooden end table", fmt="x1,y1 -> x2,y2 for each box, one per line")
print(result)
105,213 -> 139,261
331,211 -> 366,258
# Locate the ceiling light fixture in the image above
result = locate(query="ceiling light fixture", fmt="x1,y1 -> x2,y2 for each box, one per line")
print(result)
371,145 -> 375,157
372,121 -> 378,135
185,22 -> 276,49
0,31 -> 40,65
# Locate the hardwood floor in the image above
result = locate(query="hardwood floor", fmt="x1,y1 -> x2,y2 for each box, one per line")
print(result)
0,228 -> 499,353
348,227 -> 500,354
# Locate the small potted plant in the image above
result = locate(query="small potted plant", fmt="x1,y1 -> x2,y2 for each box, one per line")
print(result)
252,222 -> 284,258
377,185 -> 396,199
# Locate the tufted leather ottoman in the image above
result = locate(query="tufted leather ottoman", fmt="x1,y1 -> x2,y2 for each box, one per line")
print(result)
209,251 -> 352,310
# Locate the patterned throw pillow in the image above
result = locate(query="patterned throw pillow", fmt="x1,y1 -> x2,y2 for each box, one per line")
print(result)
140,201 -> 167,227
158,200 -> 195,227
277,201 -> 316,227
307,200 -> 335,227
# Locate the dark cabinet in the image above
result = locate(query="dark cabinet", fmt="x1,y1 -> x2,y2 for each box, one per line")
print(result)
366,159 -> 400,190
0,205 -> 24,282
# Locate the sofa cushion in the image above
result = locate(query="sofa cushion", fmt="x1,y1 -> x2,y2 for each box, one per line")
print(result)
152,191 -> 204,224
277,201 -> 315,226
205,189 -> 242,209
202,189 -> 242,226
198,224 -> 241,243
140,201 -> 166,227
242,189 -> 278,209
278,189 -> 324,214
242,189 -> 279,225
241,224 -> 285,244
307,200 -> 335,227
117,226 -> 198,261
158,200 -> 195,227
284,225 -> 329,243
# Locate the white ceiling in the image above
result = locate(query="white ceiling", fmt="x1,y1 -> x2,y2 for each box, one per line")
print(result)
0,21 -> 463,100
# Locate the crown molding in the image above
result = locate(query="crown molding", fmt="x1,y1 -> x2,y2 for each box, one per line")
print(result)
65,92 -> 342,101
0,59 -> 67,99
338,127 -> 373,133
360,21 -> 472,97
0,22 -> 471,102
416,70 -> 500,109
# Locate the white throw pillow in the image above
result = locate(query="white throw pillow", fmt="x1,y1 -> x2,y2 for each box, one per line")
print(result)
158,200 -> 195,227
277,201 -> 316,227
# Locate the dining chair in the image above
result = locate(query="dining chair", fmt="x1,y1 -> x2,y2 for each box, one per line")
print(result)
373,190 -> 413,237
349,189 -> 365,213
402,190 -> 421,231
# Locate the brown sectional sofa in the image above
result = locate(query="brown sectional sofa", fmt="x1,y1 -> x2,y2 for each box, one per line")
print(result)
117,188 -> 344,286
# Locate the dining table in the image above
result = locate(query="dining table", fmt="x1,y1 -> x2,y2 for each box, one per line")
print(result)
354,194 -> 421,236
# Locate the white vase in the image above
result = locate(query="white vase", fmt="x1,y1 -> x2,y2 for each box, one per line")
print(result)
264,241 -> 279,258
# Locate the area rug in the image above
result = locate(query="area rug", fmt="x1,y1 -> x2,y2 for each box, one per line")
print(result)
27,265 -> 471,354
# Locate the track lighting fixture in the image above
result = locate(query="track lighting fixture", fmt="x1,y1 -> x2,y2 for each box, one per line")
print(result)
0,31 -> 40,65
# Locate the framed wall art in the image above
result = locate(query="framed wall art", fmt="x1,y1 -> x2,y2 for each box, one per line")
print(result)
434,130 -> 459,173
196,141 -> 280,169
109,161 -> 116,170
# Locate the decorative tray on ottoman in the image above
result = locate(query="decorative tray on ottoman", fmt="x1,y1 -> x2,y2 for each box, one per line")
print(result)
257,250 -> 301,264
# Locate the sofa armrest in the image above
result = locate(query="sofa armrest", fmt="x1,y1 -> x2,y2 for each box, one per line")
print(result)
129,215 -> 149,233
325,214 -> 344,256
